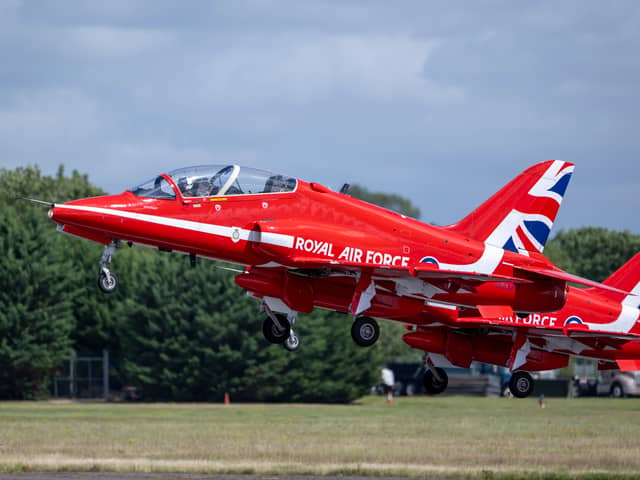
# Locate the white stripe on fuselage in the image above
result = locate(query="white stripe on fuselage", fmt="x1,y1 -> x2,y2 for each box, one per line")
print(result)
437,244 -> 504,275
59,205 -> 506,278
55,204 -> 294,248
584,281 -> 640,333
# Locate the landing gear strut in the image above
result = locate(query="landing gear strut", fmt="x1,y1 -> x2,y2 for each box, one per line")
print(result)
422,354 -> 448,395
97,240 -> 119,293
351,316 -> 379,347
509,371 -> 534,398
261,302 -> 300,352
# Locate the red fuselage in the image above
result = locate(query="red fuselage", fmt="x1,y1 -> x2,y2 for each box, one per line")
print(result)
51,178 -> 566,319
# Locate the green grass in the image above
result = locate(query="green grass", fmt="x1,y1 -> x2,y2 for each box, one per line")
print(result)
0,396 -> 639,479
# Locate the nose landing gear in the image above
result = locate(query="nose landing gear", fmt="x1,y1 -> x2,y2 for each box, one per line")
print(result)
283,332 -> 301,352
97,240 -> 119,293
98,270 -> 118,293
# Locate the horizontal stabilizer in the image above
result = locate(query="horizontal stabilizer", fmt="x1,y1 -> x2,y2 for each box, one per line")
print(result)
515,265 -> 633,295
594,252 -> 640,301
412,265 -> 532,284
617,359 -> 640,371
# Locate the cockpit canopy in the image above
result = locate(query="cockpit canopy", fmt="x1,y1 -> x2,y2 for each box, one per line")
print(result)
130,165 -> 297,199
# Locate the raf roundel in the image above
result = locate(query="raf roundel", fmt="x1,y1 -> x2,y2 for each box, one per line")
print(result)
564,315 -> 584,326
419,256 -> 440,268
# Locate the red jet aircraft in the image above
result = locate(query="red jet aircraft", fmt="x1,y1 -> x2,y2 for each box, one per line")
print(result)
38,161 -> 638,397
404,253 -> 640,397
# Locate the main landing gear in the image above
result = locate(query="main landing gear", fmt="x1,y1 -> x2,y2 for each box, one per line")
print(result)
351,316 -> 380,347
508,371 -> 534,398
422,354 -> 449,395
261,306 -> 300,352
263,314 -> 290,344
98,240 -> 119,293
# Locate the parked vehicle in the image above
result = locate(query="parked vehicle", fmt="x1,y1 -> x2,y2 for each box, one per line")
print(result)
375,362 -> 504,397
596,370 -> 640,398
572,376 -> 598,397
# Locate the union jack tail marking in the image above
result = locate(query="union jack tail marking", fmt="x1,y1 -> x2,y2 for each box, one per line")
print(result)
445,160 -> 574,256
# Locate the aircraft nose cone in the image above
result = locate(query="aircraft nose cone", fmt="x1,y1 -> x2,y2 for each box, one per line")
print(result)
48,202 -> 87,226
47,192 -> 135,231
47,204 -> 69,224
48,204 -> 67,224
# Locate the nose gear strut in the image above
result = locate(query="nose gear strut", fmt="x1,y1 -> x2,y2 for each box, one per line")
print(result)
283,311 -> 300,352
97,240 -> 119,293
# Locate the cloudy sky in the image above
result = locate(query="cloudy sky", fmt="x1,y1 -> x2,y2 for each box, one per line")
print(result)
1,1 -> 639,232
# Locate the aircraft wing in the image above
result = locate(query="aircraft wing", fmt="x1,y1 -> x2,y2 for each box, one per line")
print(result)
287,254 -> 530,284
284,254 -> 633,299
453,315 -> 640,342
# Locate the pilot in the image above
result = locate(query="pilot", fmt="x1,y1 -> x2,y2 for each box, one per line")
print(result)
265,175 -> 285,192
177,177 -> 195,197
194,179 -> 211,197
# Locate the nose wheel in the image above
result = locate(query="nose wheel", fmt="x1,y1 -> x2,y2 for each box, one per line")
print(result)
283,333 -> 300,351
97,240 -> 119,293
98,270 -> 118,293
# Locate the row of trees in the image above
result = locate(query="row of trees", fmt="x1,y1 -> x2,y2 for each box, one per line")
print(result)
1,165 -> 638,401
1,166 -> 386,401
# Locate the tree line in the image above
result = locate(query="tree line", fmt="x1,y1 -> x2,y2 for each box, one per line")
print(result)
1,165 -> 639,401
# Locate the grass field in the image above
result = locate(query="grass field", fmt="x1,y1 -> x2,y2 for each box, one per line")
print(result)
0,396 -> 639,479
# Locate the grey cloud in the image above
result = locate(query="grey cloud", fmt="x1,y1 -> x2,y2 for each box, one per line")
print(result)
0,1 -> 638,233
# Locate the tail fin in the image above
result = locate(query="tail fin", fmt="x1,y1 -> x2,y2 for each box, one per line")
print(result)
445,160 -> 574,256
598,253 -> 640,303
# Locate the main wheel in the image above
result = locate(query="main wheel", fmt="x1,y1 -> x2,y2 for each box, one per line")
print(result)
610,383 -> 625,398
423,368 -> 448,395
351,316 -> 380,347
283,334 -> 301,352
98,271 -> 118,293
509,371 -> 534,398
262,315 -> 290,344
